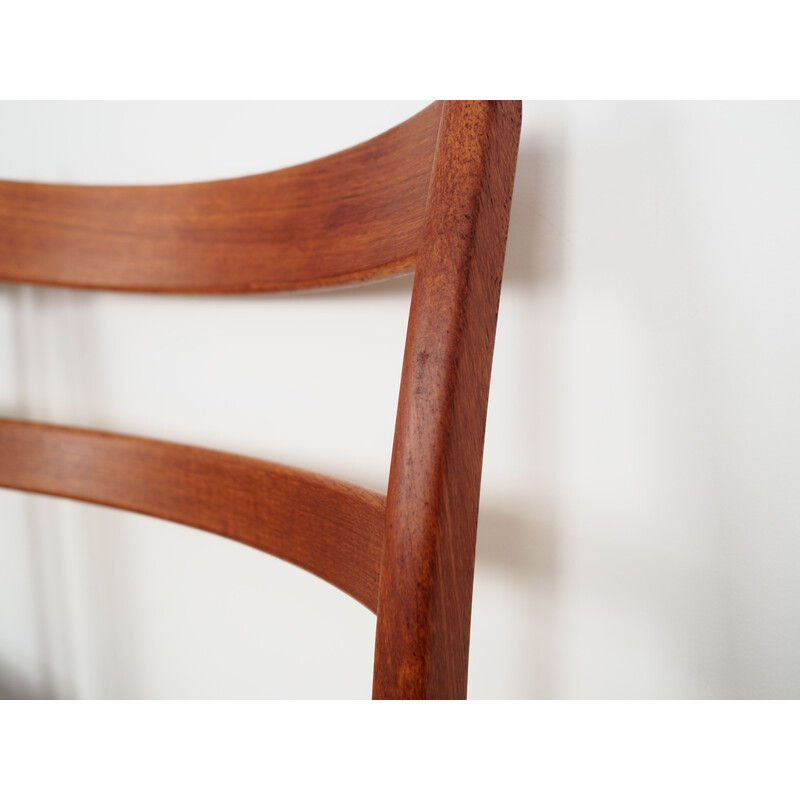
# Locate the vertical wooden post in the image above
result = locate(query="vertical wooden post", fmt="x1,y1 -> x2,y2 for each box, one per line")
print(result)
373,101 -> 522,699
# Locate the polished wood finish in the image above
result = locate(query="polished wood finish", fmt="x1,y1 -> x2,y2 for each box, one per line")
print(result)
0,103 -> 441,293
374,101 -> 522,699
0,101 -> 522,698
0,420 -> 385,611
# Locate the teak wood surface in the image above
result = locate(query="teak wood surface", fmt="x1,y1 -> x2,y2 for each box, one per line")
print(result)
0,100 -> 522,699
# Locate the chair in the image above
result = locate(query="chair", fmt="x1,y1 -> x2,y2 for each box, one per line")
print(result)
0,100 -> 522,699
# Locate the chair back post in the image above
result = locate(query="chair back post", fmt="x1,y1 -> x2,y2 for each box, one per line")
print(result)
373,101 -> 522,699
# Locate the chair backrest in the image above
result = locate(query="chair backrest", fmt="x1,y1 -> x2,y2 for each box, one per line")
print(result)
0,100 -> 522,699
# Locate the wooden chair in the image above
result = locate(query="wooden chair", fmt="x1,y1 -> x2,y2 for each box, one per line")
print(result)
0,101 -> 522,699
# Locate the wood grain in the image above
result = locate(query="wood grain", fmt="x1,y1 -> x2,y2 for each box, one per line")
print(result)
0,101 -> 522,698
0,419 -> 386,611
0,102 -> 441,293
373,101 -> 522,699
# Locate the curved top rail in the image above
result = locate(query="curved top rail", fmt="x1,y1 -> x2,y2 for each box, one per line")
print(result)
0,102 -> 442,293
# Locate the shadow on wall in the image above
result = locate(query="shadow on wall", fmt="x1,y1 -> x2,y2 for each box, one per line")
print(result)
0,658 -> 53,700
473,103 -> 773,699
1,286 -> 140,700
474,107 -> 567,698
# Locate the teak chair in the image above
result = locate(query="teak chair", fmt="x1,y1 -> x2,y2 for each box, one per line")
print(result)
0,100 -> 522,699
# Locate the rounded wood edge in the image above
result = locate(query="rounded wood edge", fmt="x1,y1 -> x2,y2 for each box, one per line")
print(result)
373,101 -> 523,699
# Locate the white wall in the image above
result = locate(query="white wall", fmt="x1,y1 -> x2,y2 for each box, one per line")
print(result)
1,102 -> 798,698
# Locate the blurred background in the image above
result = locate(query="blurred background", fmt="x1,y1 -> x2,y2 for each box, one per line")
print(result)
0,101 -> 798,698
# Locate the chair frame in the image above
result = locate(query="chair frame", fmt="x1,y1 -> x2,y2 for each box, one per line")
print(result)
0,100 -> 522,699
